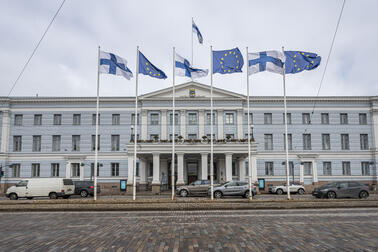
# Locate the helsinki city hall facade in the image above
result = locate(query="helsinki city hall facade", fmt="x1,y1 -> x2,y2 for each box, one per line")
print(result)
0,82 -> 377,193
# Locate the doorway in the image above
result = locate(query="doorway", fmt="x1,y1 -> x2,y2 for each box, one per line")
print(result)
187,161 -> 198,184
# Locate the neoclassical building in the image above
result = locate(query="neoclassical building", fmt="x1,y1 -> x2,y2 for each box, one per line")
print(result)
0,82 -> 377,193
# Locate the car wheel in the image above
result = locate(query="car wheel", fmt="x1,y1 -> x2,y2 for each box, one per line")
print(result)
9,193 -> 18,200
298,188 -> 305,195
180,190 -> 188,197
80,190 -> 89,198
63,195 -> 70,199
214,191 -> 223,199
327,191 -> 336,199
276,189 -> 283,195
27,197 -> 33,200
49,192 -> 58,199
359,190 -> 369,199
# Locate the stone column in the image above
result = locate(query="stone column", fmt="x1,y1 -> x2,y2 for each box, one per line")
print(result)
1,110 -> 10,153
65,161 -> 71,178
299,164 -> 304,184
141,110 -> 148,140
225,153 -> 233,182
312,160 -> 318,184
180,110 -> 186,139
237,109 -> 243,139
127,154 -> 134,185
251,156 -> 257,183
199,110 -> 205,138
80,165 -> 84,181
239,158 -> 245,182
161,110 -> 167,140
217,109 -> 224,139
139,159 -> 147,191
201,153 -> 208,180
152,152 -> 161,193
177,152 -> 185,185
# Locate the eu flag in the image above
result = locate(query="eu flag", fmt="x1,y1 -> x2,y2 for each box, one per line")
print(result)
213,47 -> 244,74
138,51 -> 167,79
284,51 -> 321,74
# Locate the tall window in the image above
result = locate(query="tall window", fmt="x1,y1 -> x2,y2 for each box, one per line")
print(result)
340,113 -> 348,124
92,114 -> 100,125
264,113 -> 272,124
283,113 -> 291,124
232,161 -> 238,176
12,164 -> 20,177
131,113 -> 139,125
51,163 -> 59,177
341,134 -> 349,150
91,135 -> 100,151
31,163 -> 40,177
264,134 -> 273,150
321,113 -> 329,124
169,113 -> 179,125
71,163 -> 80,177
359,113 -> 367,125
13,136 -> 22,152
112,114 -> 120,125
303,162 -> 312,175
14,114 -> 23,126
322,134 -> 331,150
265,162 -> 274,176
32,135 -> 41,152
323,162 -> 332,175
302,113 -> 311,124
73,114 -> 81,125
72,135 -> 80,151
289,162 -> 294,176
361,162 -> 370,175
91,163 -> 100,177
342,161 -> 351,175
111,135 -> 120,151
206,113 -> 216,125
360,134 -> 369,150
303,134 -> 311,150
283,133 -> 292,150
34,114 -> 42,125
53,114 -> 62,125
188,113 -> 197,125
111,163 -> 120,176
225,113 -> 234,125
150,113 -> 159,125
52,135 -> 61,152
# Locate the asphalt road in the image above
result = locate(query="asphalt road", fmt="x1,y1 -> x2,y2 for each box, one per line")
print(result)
0,208 -> 377,251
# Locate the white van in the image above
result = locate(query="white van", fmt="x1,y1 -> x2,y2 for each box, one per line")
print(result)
6,178 -> 75,200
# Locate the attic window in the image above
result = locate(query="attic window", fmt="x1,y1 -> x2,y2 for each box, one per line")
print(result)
189,88 -> 195,98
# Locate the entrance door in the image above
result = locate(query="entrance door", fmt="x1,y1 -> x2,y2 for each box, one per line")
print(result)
167,161 -> 177,188
187,162 -> 198,184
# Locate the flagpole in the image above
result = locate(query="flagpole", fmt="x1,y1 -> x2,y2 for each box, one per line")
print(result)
210,45 -> 214,200
171,47 -> 176,201
282,46 -> 291,200
246,47 -> 253,201
133,46 -> 139,201
94,46 -> 100,201
191,17 -> 194,65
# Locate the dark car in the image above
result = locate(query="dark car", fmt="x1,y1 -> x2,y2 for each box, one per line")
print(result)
74,181 -> 101,197
312,181 -> 369,199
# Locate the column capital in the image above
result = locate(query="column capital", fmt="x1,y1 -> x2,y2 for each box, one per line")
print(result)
161,109 -> 167,113
225,152 -> 233,156
237,108 -> 243,113
200,152 -> 209,156
181,109 -> 186,113
218,109 -> 224,113
176,152 -> 185,156
152,152 -> 160,156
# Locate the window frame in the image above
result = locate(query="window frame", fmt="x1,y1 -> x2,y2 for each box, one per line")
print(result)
53,114 -> 62,125
52,135 -> 61,152
150,113 -> 159,125
73,114 -> 81,125
359,113 -> 367,125
265,162 -> 274,176
34,114 -> 42,126
322,134 -> 331,150
188,113 -> 197,125
72,135 -> 80,151
303,134 -> 312,150
31,163 -> 40,177
225,113 -> 234,125
321,113 -> 329,124
302,113 -> 311,124
111,134 -> 120,151
51,163 -> 60,177
264,134 -> 273,150
14,114 -> 23,126
264,113 -> 272,125
13,135 -> 22,152
32,135 -> 41,152
341,134 -> 350,150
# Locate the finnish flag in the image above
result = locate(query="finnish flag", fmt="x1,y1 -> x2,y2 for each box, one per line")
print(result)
248,51 -> 285,75
175,53 -> 208,79
192,20 -> 203,44
99,50 -> 133,80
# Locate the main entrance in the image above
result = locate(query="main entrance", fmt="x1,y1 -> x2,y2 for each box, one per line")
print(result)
187,161 -> 198,184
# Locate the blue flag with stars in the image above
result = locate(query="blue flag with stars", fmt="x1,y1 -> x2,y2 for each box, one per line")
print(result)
213,48 -> 244,74
284,51 -> 321,74
138,51 -> 167,79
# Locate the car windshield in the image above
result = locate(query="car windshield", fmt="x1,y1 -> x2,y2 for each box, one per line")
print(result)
16,180 -> 28,187
321,182 -> 338,188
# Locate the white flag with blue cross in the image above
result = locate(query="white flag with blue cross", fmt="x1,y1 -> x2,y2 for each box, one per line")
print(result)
175,53 -> 208,79
99,50 -> 133,80
248,51 -> 285,75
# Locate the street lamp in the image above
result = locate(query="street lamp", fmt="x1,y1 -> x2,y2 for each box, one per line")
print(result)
130,125 -> 134,142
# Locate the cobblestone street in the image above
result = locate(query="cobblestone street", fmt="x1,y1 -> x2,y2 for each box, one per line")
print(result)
0,208 -> 377,251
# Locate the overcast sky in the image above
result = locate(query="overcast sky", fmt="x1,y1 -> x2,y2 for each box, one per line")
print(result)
0,0 -> 377,97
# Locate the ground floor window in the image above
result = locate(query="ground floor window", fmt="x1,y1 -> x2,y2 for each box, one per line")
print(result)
12,164 -> 20,177
265,162 -> 274,176
232,161 -> 238,176
303,162 -> 312,175
71,163 -> 80,177
31,163 -> 40,177
111,163 -> 119,176
323,162 -> 332,176
51,163 -> 59,177
342,162 -> 351,175
361,162 -> 370,175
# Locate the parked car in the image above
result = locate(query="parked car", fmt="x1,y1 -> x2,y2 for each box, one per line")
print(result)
209,181 -> 257,199
269,183 -> 305,195
176,180 -> 219,197
6,178 -> 74,200
74,181 -> 101,197
312,181 -> 369,199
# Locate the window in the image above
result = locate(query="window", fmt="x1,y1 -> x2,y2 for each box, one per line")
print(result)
323,162 -> 332,175
52,135 -> 61,152
342,161 -> 351,175
225,113 -> 234,125
150,134 -> 159,140
71,163 -> 80,177
169,113 -> 179,125
206,113 -> 216,125
150,113 -> 159,125
130,134 -> 140,141
53,114 -> 61,125
148,161 -> 153,177
111,163 -> 120,176
264,134 -> 273,150
283,113 -> 291,124
321,113 -> 329,124
232,161 -> 238,176
13,136 -> 22,152
111,135 -> 120,151
341,134 -> 349,150
91,135 -> 100,151
360,134 -> 369,150
289,162 -> 294,176
245,113 -> 253,124
188,134 -> 197,139
12,164 -> 20,177
32,135 -> 41,152
92,114 -> 100,125
73,114 -> 81,125
340,113 -> 348,124
359,113 -> 367,125
283,133 -> 292,150
72,135 -> 80,151
34,114 -> 42,125
361,162 -> 370,175
302,113 -> 311,124
303,162 -> 312,175
322,134 -> 330,150
91,163 -> 100,177
31,163 -> 40,177
225,134 -> 234,139
188,113 -> 197,125
14,114 -> 23,126
303,134 -> 311,150
51,163 -> 59,177
111,114 -> 120,125
265,162 -> 274,176
131,113 -> 139,125
264,113 -> 272,124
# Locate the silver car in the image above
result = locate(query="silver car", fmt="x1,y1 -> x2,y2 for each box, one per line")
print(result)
269,183 -> 305,195
176,180 -> 219,197
209,181 -> 257,199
